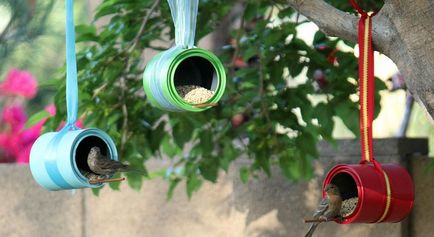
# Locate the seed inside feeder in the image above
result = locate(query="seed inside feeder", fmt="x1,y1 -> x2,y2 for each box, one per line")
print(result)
176,85 -> 215,105
341,197 -> 358,217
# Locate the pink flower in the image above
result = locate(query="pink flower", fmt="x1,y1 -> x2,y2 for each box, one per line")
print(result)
76,119 -> 84,129
20,123 -> 42,147
0,69 -> 38,98
0,133 -> 7,151
1,105 -> 26,132
0,102 -> 86,163
16,145 -> 32,164
45,104 -> 56,116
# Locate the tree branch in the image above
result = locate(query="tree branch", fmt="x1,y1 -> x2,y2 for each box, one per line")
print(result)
286,0 -> 394,55
287,0 -> 359,43
127,0 -> 161,54
119,0 -> 161,155
286,0 -> 434,121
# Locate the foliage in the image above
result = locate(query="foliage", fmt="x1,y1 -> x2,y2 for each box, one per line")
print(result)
0,0 -> 55,70
0,1 -> 91,117
42,0 -> 386,197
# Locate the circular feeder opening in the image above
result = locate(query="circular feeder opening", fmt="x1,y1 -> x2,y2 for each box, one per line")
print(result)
75,136 -> 109,178
330,172 -> 359,217
174,56 -> 217,104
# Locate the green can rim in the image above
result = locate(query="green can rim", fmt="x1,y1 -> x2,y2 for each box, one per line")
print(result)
165,48 -> 226,112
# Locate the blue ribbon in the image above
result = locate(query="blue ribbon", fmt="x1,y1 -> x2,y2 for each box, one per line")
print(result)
167,0 -> 198,48
44,0 -> 79,188
65,0 -> 78,126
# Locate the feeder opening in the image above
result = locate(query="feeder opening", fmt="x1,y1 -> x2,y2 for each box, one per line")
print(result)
174,56 -> 217,104
330,173 -> 359,217
75,136 -> 109,177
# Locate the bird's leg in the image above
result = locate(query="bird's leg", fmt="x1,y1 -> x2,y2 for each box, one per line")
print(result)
304,219 -> 328,223
304,215 -> 343,223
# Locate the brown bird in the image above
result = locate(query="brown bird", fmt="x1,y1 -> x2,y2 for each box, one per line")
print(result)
87,146 -> 143,176
304,183 -> 343,237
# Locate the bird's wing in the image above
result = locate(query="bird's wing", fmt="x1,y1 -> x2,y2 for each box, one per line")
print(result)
324,195 -> 343,219
95,158 -> 129,172
313,197 -> 329,218
304,197 -> 330,237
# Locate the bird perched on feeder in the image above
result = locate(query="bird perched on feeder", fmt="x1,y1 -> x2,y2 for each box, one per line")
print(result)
304,183 -> 343,237
87,146 -> 144,177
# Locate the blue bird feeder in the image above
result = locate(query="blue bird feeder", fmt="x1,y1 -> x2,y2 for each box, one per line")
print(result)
29,0 -> 118,190
30,129 -> 118,190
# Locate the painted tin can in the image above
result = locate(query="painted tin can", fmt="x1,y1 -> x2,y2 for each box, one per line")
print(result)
29,128 -> 118,191
323,163 -> 414,223
143,47 -> 226,112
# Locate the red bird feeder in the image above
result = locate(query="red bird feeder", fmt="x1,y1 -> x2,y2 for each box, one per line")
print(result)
323,161 -> 414,223
322,0 -> 414,224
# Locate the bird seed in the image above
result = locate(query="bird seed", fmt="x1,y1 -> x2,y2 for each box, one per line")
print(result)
176,85 -> 215,105
341,197 -> 358,217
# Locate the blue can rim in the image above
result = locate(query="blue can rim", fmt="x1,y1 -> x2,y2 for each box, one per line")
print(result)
71,128 -> 119,187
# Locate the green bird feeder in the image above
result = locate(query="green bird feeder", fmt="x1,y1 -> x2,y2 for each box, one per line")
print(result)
143,0 -> 226,112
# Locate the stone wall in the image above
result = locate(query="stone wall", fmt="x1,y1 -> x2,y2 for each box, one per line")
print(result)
0,138 -> 430,237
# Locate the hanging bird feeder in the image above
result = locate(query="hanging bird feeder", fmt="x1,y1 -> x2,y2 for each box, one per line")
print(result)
29,0 -> 119,191
322,0 -> 414,223
143,0 -> 226,112
323,161 -> 414,223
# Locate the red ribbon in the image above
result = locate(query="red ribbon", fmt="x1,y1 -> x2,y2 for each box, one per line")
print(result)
350,4 -> 393,223
350,0 -> 376,164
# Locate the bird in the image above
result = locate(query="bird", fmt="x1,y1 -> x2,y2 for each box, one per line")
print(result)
304,183 -> 343,237
87,146 -> 144,177
79,169 -> 106,180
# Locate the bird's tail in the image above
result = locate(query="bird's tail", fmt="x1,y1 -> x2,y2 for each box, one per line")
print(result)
117,166 -> 148,176
304,223 -> 318,237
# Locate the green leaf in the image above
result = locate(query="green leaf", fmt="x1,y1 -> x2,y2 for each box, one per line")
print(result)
220,143 -> 239,172
25,110 -> 51,128
313,31 -> 327,45
76,24 -> 96,35
295,133 -> 318,158
167,178 -> 181,200
279,153 -> 292,179
91,187 -> 102,196
199,130 -> 213,155
161,136 -> 181,158
239,167 -> 250,183
147,168 -> 167,179
263,28 -> 283,47
278,7 -> 294,19
126,173 -> 143,191
255,149 -> 271,176
148,122 -> 166,151
108,173 -> 122,190
199,156 -> 219,182
334,101 -> 359,136
242,46 -> 258,62
186,173 -> 202,199
94,0 -> 120,19
172,119 -> 192,148
244,3 -> 258,21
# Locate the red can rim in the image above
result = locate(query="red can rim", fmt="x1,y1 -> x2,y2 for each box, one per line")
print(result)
323,164 -> 364,224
